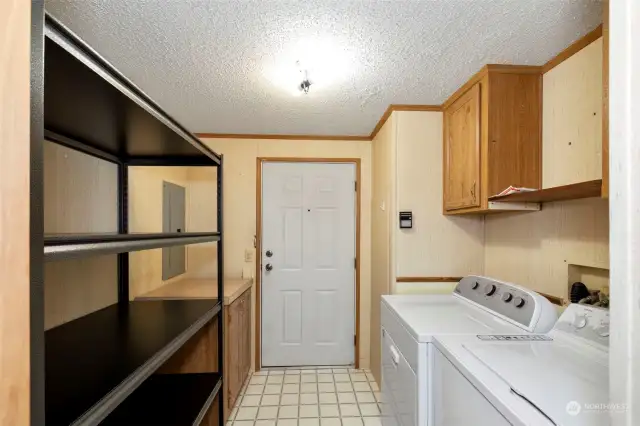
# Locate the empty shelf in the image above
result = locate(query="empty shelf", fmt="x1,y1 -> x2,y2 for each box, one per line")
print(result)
44,232 -> 220,261
101,373 -> 222,425
488,180 -> 602,204
44,14 -> 220,165
45,299 -> 221,425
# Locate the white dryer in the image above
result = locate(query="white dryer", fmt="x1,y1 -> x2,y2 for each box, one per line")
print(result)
433,304 -> 610,426
381,276 -> 558,426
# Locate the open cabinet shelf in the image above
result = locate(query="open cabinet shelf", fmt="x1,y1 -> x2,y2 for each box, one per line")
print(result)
45,300 -> 221,425
488,179 -> 603,204
44,232 -> 221,261
101,373 -> 222,425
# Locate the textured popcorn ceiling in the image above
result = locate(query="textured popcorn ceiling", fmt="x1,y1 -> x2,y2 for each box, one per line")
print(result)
46,0 -> 602,136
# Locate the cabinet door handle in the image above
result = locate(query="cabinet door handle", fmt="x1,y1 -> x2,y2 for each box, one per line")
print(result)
471,181 -> 477,200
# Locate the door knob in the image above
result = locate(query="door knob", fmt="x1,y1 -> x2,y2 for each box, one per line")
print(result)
265,263 -> 273,271
266,250 -> 273,257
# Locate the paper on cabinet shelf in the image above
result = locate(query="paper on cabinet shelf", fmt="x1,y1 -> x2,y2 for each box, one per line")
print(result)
495,185 -> 538,197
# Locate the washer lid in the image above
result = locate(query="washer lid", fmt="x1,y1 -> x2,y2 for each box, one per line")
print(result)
382,295 -> 525,342
464,341 -> 609,426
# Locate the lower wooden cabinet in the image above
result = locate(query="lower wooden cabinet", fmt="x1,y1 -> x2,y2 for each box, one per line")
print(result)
224,288 -> 252,421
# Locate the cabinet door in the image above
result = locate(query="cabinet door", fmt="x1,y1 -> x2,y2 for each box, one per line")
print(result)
226,300 -> 242,410
444,83 -> 481,210
240,290 -> 252,383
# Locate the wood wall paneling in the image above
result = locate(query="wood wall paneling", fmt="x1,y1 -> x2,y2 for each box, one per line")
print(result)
197,136 -> 371,371
369,116 -> 396,383
186,167 -> 218,279
484,198 -> 609,299
128,166 -> 191,299
44,142 -> 118,233
0,0 -> 32,422
196,133 -> 371,141
395,111 -> 484,280
542,25 -> 603,74
542,38 -> 603,188
602,1 -> 609,198
370,105 -> 441,139
43,142 -> 119,329
395,277 -> 463,283
44,256 -> 118,330
484,32 -> 609,300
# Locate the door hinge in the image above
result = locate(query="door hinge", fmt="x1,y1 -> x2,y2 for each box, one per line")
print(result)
354,258 -> 357,269
355,181 -> 357,191
354,335 -> 357,346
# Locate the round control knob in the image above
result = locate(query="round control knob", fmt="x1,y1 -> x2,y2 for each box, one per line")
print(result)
596,321 -> 610,337
472,281 -> 479,290
484,284 -> 497,296
501,292 -> 513,302
572,314 -> 588,329
513,296 -> 526,308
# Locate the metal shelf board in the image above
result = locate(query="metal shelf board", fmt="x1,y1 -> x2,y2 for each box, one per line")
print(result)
44,13 -> 220,166
101,373 -> 222,426
45,299 -> 222,426
44,232 -> 221,261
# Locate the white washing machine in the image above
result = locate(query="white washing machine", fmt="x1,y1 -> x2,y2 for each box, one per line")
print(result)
380,276 -> 558,426
433,304 -> 610,426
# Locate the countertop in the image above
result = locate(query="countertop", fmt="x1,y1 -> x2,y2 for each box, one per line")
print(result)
136,278 -> 252,306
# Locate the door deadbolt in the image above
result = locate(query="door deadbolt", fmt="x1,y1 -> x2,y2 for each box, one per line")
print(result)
265,263 -> 273,271
266,250 -> 273,257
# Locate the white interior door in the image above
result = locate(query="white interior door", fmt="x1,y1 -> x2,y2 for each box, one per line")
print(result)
261,162 -> 356,367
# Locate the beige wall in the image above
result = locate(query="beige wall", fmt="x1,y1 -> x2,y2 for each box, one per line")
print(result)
543,38 -> 603,187
129,166 -> 188,298
43,143 -> 219,328
395,111 -> 485,285
485,198 -> 609,299
368,111 -> 486,380
200,137 -> 373,370
44,142 -> 118,329
369,115 -> 396,382
485,37 -> 609,299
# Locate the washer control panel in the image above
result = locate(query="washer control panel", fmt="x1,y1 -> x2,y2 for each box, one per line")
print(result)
553,304 -> 609,347
454,276 -> 538,328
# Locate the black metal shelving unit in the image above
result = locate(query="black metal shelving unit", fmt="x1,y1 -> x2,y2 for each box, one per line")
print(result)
30,9 -> 225,426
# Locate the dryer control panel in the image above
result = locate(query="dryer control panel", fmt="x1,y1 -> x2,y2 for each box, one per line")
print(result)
454,276 -> 557,333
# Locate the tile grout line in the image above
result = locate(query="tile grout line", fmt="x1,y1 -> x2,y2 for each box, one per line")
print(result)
232,368 -> 380,426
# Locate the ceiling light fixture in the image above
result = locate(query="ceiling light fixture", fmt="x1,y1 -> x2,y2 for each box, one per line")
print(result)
297,62 -> 312,94
264,38 -> 352,96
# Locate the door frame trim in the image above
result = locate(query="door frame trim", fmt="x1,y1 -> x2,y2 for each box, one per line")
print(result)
255,157 -> 362,371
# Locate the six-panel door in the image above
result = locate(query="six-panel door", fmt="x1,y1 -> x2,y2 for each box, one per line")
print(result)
261,162 -> 356,367
443,83 -> 481,211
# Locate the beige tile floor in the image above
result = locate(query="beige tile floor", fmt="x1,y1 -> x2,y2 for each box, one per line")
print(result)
228,367 -> 381,426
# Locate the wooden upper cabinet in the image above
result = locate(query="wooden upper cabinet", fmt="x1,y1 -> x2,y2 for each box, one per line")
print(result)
444,83 -> 481,210
443,65 -> 542,214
